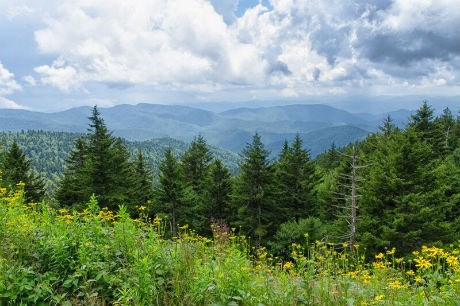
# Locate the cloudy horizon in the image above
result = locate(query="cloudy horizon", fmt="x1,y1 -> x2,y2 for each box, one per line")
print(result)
0,0 -> 459,112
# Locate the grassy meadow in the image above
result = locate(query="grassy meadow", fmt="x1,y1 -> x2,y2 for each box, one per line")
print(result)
1,182 -> 459,305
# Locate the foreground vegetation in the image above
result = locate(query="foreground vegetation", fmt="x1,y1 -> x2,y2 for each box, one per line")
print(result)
1,183 -> 459,305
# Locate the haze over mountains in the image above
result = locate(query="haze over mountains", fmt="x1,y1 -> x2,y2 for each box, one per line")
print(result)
0,102 -> 422,156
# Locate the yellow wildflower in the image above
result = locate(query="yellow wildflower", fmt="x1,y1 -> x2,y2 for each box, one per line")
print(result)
386,248 -> 396,255
283,261 -> 294,271
388,279 -> 404,289
375,295 -> 384,301
375,253 -> 385,259
414,257 -> 432,269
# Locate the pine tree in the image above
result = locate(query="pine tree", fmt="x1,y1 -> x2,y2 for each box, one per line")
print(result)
274,135 -> 318,223
433,107 -> 457,155
205,159 -> 232,222
233,133 -> 274,244
57,106 -> 135,211
56,138 -> 90,208
2,141 -> 45,203
154,148 -> 183,236
180,135 -> 213,233
409,101 -> 435,142
131,150 -> 154,212
181,135 -> 212,191
379,114 -> 398,136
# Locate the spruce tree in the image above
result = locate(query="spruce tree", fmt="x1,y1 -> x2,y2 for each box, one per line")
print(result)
57,106 -> 135,211
180,135 -> 213,233
233,133 -> 274,244
2,141 -> 45,203
155,148 -> 183,236
205,159 -> 232,222
56,138 -> 90,208
274,135 -> 318,223
131,150 -> 154,211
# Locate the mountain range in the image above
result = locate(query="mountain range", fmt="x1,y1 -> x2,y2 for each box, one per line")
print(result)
0,103 -> 416,156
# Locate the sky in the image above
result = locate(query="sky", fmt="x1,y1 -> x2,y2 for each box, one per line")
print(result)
0,0 -> 459,112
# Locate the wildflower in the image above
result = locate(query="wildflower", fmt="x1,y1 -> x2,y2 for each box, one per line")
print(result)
406,270 -> 415,276
414,257 -> 432,269
386,248 -> 396,255
372,262 -> 386,269
138,205 -> 146,211
388,279 -> 404,289
414,276 -> 424,283
447,256 -> 459,267
375,295 -> 384,301
375,253 -> 384,259
283,261 -> 294,271
153,216 -> 162,225
179,224 -> 189,230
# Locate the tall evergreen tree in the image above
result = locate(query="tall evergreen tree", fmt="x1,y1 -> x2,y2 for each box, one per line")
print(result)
131,150 -> 154,211
56,138 -> 90,207
2,141 -> 45,203
205,159 -> 232,222
274,135 -> 318,223
57,106 -> 135,211
180,135 -> 213,233
433,107 -> 457,155
155,148 -> 183,236
409,101 -> 435,142
181,135 -> 212,191
233,133 -> 274,243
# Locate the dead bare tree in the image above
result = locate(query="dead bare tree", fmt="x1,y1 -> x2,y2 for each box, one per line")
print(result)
333,146 -> 370,251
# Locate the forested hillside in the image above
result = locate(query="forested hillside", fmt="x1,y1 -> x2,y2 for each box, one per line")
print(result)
0,130 -> 240,191
1,102 -> 459,255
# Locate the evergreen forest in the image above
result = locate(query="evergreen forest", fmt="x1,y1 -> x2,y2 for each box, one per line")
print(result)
1,102 -> 460,304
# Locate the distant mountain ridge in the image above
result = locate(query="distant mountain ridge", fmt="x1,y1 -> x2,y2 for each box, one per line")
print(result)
0,103 -> 414,156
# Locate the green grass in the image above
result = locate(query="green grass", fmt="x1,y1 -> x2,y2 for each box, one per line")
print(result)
1,184 -> 459,305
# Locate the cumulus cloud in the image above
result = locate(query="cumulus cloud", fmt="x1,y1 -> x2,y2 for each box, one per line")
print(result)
11,0 -> 457,98
32,0 -> 268,92
0,97 -> 28,109
0,61 -> 22,95
0,61 -> 27,109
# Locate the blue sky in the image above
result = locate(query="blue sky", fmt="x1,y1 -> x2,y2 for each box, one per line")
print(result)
0,0 -> 459,112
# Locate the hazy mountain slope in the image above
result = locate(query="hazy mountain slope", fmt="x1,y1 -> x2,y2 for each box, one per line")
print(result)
0,103 -> 411,156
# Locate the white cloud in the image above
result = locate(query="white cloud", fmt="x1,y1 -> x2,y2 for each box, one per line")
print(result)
9,0 -> 455,99
0,61 -> 22,95
0,61 -> 27,109
34,60 -> 80,91
33,0 -> 267,92
0,96 -> 28,110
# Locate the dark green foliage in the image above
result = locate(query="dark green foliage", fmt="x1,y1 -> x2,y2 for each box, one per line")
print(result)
154,148 -> 183,236
57,107 -> 136,211
273,134 -> 318,222
131,150 -> 154,211
180,136 -> 213,234
233,133 -> 275,244
1,141 -> 45,203
0,131 -> 241,194
205,159 -> 232,222
55,138 -> 90,208
269,217 -> 324,259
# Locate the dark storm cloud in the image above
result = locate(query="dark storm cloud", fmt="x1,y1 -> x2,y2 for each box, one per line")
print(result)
358,29 -> 460,67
